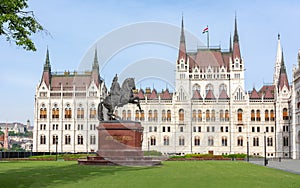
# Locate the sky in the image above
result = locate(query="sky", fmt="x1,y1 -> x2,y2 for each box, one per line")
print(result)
1,0 -> 300,123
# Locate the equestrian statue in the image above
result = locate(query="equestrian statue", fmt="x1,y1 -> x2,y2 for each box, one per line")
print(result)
98,74 -> 142,121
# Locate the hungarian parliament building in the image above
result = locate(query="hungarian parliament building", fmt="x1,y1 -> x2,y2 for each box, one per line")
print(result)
33,17 -> 300,159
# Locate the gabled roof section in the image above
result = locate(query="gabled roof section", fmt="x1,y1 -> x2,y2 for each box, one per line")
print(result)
135,89 -> 145,99
278,52 -> 289,90
192,90 -> 202,100
250,88 -> 261,99
259,85 -> 275,99
219,89 -> 229,100
160,89 -> 172,100
148,89 -> 158,100
205,90 -> 216,100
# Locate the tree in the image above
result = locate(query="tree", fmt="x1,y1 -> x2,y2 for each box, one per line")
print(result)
0,0 -> 43,51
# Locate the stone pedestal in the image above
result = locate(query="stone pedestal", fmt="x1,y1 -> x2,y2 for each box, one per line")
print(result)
78,121 -> 163,166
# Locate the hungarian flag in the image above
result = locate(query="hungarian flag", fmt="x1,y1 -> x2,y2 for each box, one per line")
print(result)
202,27 -> 208,34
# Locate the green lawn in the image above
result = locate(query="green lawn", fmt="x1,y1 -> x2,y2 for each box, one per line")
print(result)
0,161 -> 299,188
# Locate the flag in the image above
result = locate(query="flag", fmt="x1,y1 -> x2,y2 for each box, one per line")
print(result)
202,27 -> 208,34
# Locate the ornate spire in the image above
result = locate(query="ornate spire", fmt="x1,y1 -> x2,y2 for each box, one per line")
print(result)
180,15 -> 185,43
93,47 -> 99,71
278,49 -> 289,90
229,33 -> 232,52
273,34 -> 282,86
44,47 -> 51,71
232,15 -> 241,59
178,16 -> 187,62
233,14 -> 239,43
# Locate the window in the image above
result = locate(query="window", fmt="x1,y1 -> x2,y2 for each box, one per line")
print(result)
162,110 -> 166,122
222,137 -> 228,146
135,110 -> 140,121
149,126 -> 152,132
206,110 -> 210,121
270,110 -> 275,121
256,110 -> 261,121
179,136 -> 185,146
89,124 -> 96,130
219,110 -> 224,122
163,136 -> 169,146
251,110 -> 255,121
193,126 -> 197,132
283,108 -> 288,120
52,106 -> 59,118
150,136 -> 156,146
52,124 -> 58,130
40,124 -> 46,130
225,110 -> 229,121
122,110 -> 126,120
194,136 -> 200,146
65,135 -> 71,145
265,126 -> 269,132
283,137 -> 289,146
257,127 -> 260,132
127,110 -> 131,120
267,137 -> 273,146
77,135 -> 83,145
237,137 -> 243,146
252,127 -> 255,132
65,105 -> 72,118
65,124 -> 71,130
162,126 -> 166,132
238,127 -> 242,132
148,110 -> 153,122
77,124 -> 83,130
140,110 -> 145,121
179,109 -> 184,122
154,126 -> 157,132
283,125 -> 289,132
225,126 -> 228,132
271,126 -> 274,132
220,126 -> 224,132
40,135 -> 46,144
198,110 -> 202,122
237,109 -> 243,121
167,110 -> 171,122
89,105 -> 96,118
265,110 -> 269,121
52,135 -> 58,145
208,137 -> 214,146
77,105 -> 84,119
253,137 -> 259,146
90,135 -> 96,145
192,110 -> 196,122
207,126 -> 210,132
180,126 -> 184,132
40,105 -> 47,118
154,110 -> 158,122
211,126 -> 215,132
198,126 -> 201,132
211,110 -> 216,122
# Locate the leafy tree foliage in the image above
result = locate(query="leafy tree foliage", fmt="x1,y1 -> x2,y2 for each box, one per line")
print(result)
0,0 -> 43,51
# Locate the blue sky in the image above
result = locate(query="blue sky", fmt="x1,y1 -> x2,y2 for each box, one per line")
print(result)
1,0 -> 300,123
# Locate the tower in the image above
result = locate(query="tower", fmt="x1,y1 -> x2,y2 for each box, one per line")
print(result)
92,48 -> 100,87
274,34 -> 282,86
41,48 -> 51,87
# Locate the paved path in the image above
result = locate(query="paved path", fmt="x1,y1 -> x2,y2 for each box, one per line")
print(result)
249,159 -> 300,175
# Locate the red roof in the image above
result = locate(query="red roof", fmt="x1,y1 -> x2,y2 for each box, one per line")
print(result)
219,89 -> 229,100
205,90 -> 216,100
148,89 -> 158,100
279,73 -> 289,90
192,90 -> 202,100
259,85 -> 274,99
50,74 -> 93,91
135,89 -> 145,99
160,89 -> 172,100
250,88 -> 261,99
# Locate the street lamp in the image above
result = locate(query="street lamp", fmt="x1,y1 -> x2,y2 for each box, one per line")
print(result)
247,136 -> 249,162
264,132 -> 267,166
56,140 -> 58,161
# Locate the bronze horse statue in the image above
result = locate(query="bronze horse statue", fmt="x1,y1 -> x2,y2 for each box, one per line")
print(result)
98,76 -> 141,121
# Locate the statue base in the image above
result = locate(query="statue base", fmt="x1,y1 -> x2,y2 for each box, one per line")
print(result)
78,120 -> 163,166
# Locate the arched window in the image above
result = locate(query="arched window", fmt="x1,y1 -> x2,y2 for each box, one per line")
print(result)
154,110 -> 158,122
283,108 -> 288,120
237,136 -> 243,146
40,135 -> 46,144
167,110 -> 171,122
135,110 -> 140,121
194,136 -> 200,146
208,136 -> 214,146
52,104 -> 59,119
270,110 -> 275,121
237,109 -> 243,121
211,110 -> 216,122
163,136 -> 169,146
65,135 -> 71,145
198,110 -> 202,122
90,135 -> 96,145
89,105 -> 96,118
253,137 -> 259,146
77,104 -> 84,119
192,110 -> 197,122
206,110 -> 210,122
256,110 -> 261,121
179,136 -> 185,146
267,137 -> 273,146
179,109 -> 184,122
148,110 -> 153,122
77,135 -> 83,145
251,110 -> 255,121
265,110 -> 269,121
140,110 -> 145,121
40,104 -> 47,118
52,135 -> 58,145
121,110 -> 126,120
283,136 -> 289,146
150,136 -> 156,146
127,110 -> 131,120
65,104 -> 72,119
219,110 -> 224,122
225,110 -> 229,121
222,136 -> 228,146
162,110 -> 166,122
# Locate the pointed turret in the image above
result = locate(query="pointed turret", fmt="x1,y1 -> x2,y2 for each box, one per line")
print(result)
177,16 -> 187,63
92,48 -> 100,87
233,15 -> 241,59
41,48 -> 51,87
273,34 -> 282,85
278,50 -> 289,91
229,34 -> 232,52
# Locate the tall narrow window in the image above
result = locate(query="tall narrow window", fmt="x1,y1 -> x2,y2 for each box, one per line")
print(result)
222,136 -> 228,146
283,108 -> 288,120
225,110 -> 229,121
40,135 -> 46,144
148,110 -> 153,122
65,105 -> 72,119
77,105 -> 84,119
52,135 -> 58,145
237,136 -> 243,146
219,110 -> 224,122
65,135 -> 71,145
162,110 -> 166,122
206,110 -> 210,122
90,135 -> 96,145
194,136 -> 200,146
135,110 -> 140,121
122,110 -> 126,120
265,110 -> 269,121
40,104 -> 47,118
198,110 -> 202,122
127,110 -> 131,120
77,135 -> 83,145
179,136 -> 185,146
167,110 -> 171,122
256,110 -> 261,121
179,109 -> 184,122
52,105 -> 59,118
140,110 -> 145,121
270,110 -> 275,121
163,136 -> 169,146
89,105 -> 96,118
211,110 -> 216,122
267,137 -> 273,146
192,110 -> 196,122
208,136 -> 214,146
154,110 -> 158,122
283,136 -> 289,146
237,109 -> 243,121
150,136 -> 156,146
253,137 -> 259,146
251,110 -> 255,121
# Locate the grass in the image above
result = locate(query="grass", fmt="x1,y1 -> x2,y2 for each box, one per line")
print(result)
0,161 -> 299,188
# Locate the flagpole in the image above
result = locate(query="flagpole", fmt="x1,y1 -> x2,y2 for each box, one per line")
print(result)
207,25 -> 209,49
